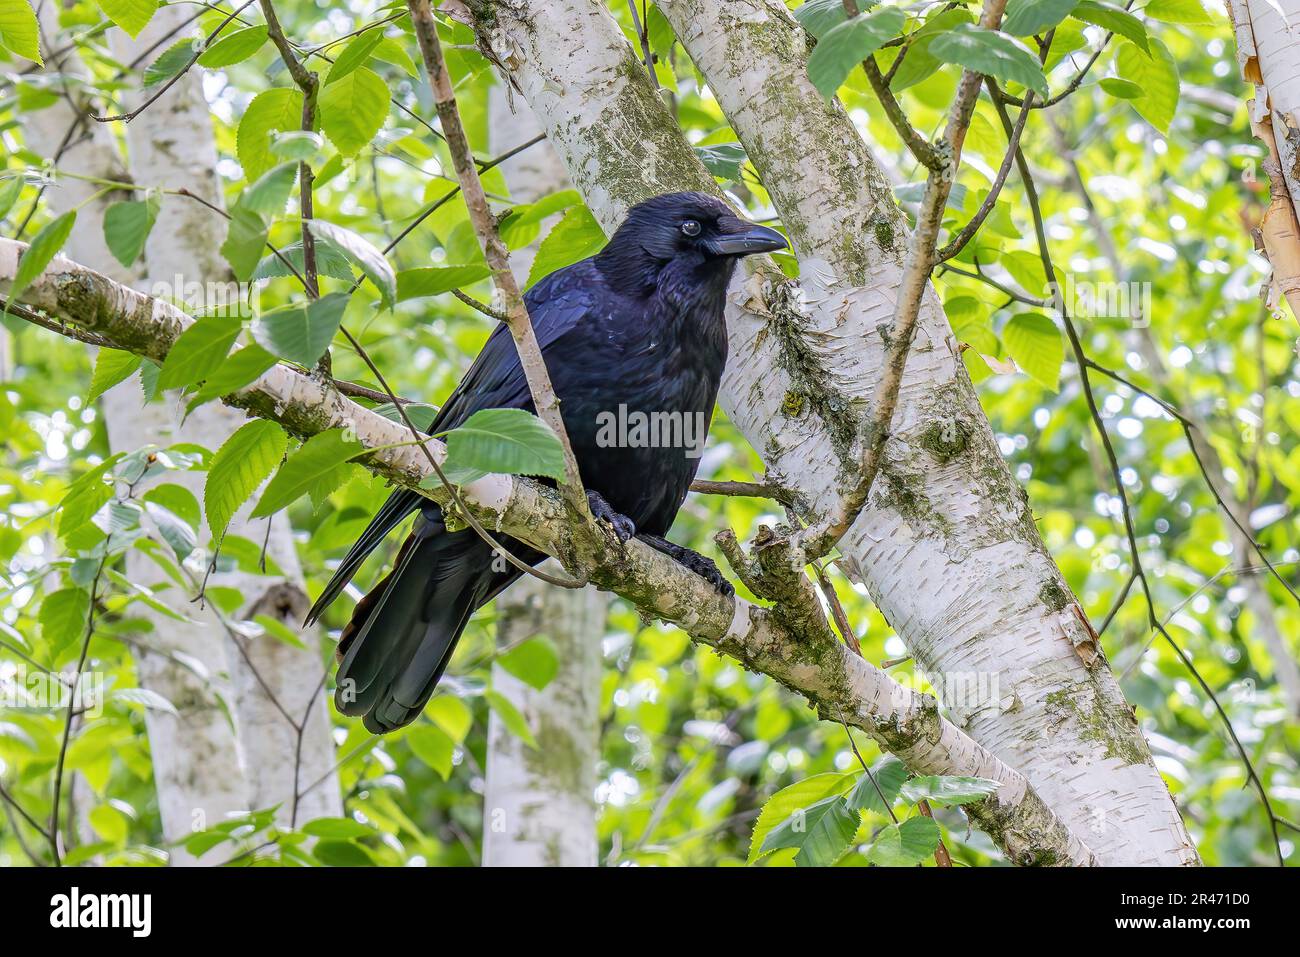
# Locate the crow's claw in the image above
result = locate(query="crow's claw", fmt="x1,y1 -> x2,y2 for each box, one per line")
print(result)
638,533 -> 734,597
587,490 -> 636,543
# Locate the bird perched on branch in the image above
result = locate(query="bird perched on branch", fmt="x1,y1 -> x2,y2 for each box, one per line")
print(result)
306,191 -> 787,733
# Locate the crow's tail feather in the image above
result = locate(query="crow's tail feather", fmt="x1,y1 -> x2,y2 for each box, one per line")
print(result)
305,489 -> 422,627
333,508 -> 514,733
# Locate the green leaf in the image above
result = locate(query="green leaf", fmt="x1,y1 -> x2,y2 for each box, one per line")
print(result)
205,420 -> 288,539
395,265 -> 492,302
89,804 -> 129,845
1070,1 -> 1148,53
442,408 -> 566,482
143,38 -> 197,88
8,210 -> 76,311
87,348 -> 143,403
306,218 -> 397,305
197,24 -> 269,68
426,696 -> 472,743
97,0 -> 158,39
143,499 -> 197,560
899,775 -> 1002,806
318,67 -> 388,157
40,588 -> 90,657
1144,0 -> 1216,25
111,686 -> 178,715
103,197 -> 159,268
57,456 -> 121,539
142,483 -> 202,530
0,0 -> 42,64
313,840 -> 374,866
1099,77 -> 1143,99
1004,312 -> 1064,391
748,772 -> 852,863
526,204 -> 607,288
0,175 -> 25,220
496,636 -> 560,690
806,7 -> 905,98
485,689 -> 537,748
240,162 -> 298,221
251,428 -> 363,518
157,313 -> 242,392
302,817 -> 373,839
695,142 -> 748,180
253,613 -> 307,649
844,756 -> 909,813
794,0 -> 854,39
1001,0 -> 1078,37
1115,37 -> 1179,133
237,87 -> 303,181
254,240 -> 355,281
325,30 -> 384,84
759,794 -> 860,867
865,816 -> 940,866
930,23 -> 1049,97
407,724 -> 454,779
371,401 -> 440,431
372,36 -> 418,76
252,292 -> 349,367
184,343 -> 279,412
221,205 -> 269,282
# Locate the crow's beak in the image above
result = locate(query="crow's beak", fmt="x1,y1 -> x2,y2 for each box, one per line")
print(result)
705,221 -> 788,256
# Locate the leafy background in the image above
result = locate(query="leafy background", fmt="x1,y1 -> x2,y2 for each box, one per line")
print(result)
0,0 -> 1297,866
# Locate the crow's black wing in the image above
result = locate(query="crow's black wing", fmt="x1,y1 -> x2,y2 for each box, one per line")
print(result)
305,260 -> 608,625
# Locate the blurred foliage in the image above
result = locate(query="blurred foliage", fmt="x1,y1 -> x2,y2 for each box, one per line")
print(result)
0,0 -> 1296,867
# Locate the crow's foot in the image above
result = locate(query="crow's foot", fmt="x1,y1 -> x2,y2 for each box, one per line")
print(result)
586,489 -> 636,543
639,534 -> 735,597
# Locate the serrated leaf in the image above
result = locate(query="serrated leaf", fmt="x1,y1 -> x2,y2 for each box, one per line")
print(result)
759,794 -> 860,867
111,687 -> 178,715
930,23 -> 1049,97
526,204 -> 607,288
185,343 -> 279,411
254,240 -> 354,281
899,775 -> 1002,806
57,455 -> 122,539
221,205 -> 269,282
1099,77 -> 1143,99
237,87 -> 303,181
98,0 -> 158,38
143,38 -> 197,87
806,7 -> 905,98
844,756 -> 909,813
407,724 -> 454,779
1115,37 -> 1179,133
485,689 -> 537,748
441,408 -> 565,482
0,176 -> 25,219
87,348 -> 143,403
197,24 -> 268,68
302,817 -> 373,839
794,0 -> 855,39
395,265 -> 492,302
1001,0 -> 1077,37
748,772 -> 853,863
143,499 -> 197,561
1071,1 -> 1148,53
239,162 -> 297,221
103,197 -> 159,268
695,142 -> 748,180
0,0 -> 42,64
372,36 -> 417,76
251,428 -> 363,518
318,66 -> 387,157
496,635 -> 559,690
156,313 -> 242,392
40,587 -> 90,657
251,292 -> 348,367
325,30 -> 383,84
371,401 -> 439,431
7,210 -> 75,313
1144,0 -> 1216,25
313,840 -> 375,866
306,218 -> 396,305
205,419 -> 288,539
142,483 -> 202,529
865,816 -> 940,866
1004,312 -> 1064,391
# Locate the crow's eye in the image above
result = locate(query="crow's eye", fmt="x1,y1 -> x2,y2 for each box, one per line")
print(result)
680,220 -> 702,237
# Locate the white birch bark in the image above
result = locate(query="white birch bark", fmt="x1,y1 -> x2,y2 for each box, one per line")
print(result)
482,94 -> 609,866
108,6 -> 340,830
469,0 -> 1197,864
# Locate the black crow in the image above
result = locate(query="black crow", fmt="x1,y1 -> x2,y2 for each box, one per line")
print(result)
306,191 -> 787,733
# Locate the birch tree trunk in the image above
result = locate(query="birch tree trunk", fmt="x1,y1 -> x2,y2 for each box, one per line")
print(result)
1227,0 -> 1300,318
468,0 -> 1197,865
482,92 -> 610,867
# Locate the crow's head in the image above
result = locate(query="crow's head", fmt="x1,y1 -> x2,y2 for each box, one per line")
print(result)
597,192 -> 787,295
